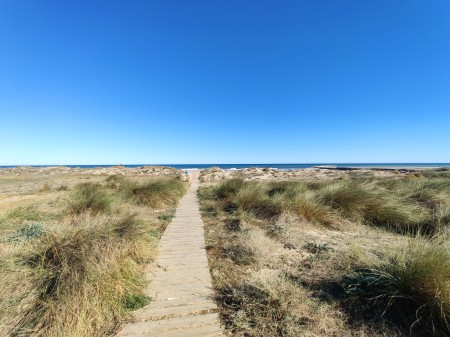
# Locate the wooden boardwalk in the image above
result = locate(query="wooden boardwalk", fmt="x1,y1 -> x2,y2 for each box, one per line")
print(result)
116,171 -> 224,337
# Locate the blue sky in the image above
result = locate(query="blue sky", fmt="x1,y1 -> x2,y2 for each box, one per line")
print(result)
1,0 -> 449,165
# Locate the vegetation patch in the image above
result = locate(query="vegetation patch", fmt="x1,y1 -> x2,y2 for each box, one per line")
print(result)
0,172 -> 187,337
67,182 -> 111,215
122,294 -> 151,310
107,175 -> 186,208
201,176 -> 450,234
199,173 -> 450,336
8,223 -> 45,244
5,214 -> 152,336
340,238 -> 450,336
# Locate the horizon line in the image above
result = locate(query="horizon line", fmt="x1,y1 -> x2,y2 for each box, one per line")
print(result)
1,162 -> 450,167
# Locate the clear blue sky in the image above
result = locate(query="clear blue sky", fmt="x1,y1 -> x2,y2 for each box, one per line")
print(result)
1,1 -> 449,165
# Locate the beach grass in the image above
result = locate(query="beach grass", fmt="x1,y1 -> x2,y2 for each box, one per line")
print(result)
198,173 -> 450,336
200,176 -> 450,234
0,173 -> 187,337
106,175 -> 186,208
341,236 -> 450,336
67,182 -> 112,215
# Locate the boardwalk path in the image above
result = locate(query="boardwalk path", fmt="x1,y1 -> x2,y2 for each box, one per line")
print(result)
117,170 -> 224,337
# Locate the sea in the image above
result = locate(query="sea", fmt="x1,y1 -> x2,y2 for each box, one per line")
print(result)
1,163 -> 449,170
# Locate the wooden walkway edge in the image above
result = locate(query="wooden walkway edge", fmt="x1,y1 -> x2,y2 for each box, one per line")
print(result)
116,170 -> 224,337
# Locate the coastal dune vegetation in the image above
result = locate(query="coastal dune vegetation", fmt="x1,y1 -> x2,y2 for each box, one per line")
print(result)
0,170 -> 187,337
199,171 -> 450,336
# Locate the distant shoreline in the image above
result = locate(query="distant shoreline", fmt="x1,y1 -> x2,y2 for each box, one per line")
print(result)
1,163 -> 449,171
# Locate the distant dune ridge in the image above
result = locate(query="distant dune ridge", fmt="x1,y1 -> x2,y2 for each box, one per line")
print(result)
0,165 -> 188,179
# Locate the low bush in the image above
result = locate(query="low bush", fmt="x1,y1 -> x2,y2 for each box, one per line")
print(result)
8,223 -> 45,244
39,183 -> 51,192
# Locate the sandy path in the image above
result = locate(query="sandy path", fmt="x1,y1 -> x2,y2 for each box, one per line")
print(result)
116,170 -> 224,337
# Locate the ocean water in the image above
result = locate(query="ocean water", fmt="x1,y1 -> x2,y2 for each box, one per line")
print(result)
1,163 -> 449,170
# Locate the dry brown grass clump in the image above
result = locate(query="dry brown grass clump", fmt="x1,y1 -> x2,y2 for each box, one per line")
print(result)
107,175 -> 186,208
217,275 -> 347,337
1,214 -> 155,337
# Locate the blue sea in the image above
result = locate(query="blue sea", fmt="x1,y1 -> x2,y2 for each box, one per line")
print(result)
1,163 -> 449,170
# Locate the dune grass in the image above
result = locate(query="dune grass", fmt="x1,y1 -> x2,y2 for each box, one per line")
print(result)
200,176 -> 450,234
4,214 -> 153,337
0,206 -> 48,233
199,174 -> 450,336
106,175 -> 186,208
4,205 -> 45,223
341,236 -> 450,336
67,182 -> 112,215
0,174 -> 187,337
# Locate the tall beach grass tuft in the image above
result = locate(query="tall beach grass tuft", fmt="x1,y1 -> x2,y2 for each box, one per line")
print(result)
341,236 -> 450,336
8,214 -> 153,337
107,175 -> 186,208
67,182 -> 111,215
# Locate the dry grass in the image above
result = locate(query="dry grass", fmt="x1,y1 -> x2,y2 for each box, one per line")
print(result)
199,173 -> 450,336
67,182 -> 112,215
5,214 -> 152,337
200,176 -> 450,234
107,175 -> 186,208
0,173 -> 187,337
341,236 -> 450,336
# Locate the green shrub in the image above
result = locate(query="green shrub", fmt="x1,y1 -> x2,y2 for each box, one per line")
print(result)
304,241 -> 333,255
122,294 -> 151,310
8,223 -> 45,243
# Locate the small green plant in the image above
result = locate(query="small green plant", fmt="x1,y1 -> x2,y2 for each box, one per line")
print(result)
304,241 -> 333,254
122,294 -> 151,310
158,214 -> 174,221
8,223 -> 45,243
223,244 -> 255,265
267,223 -> 287,237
